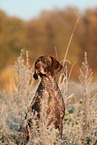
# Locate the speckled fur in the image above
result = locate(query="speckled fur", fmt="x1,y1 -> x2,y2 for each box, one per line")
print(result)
16,56 -> 65,144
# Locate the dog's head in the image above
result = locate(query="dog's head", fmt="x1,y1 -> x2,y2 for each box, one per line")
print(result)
33,56 -> 63,80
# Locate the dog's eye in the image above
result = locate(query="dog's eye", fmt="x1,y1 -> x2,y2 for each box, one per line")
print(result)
36,63 -> 40,69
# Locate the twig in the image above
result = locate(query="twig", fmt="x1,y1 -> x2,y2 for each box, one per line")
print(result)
54,46 -> 58,60
63,16 -> 80,67
59,16 -> 80,85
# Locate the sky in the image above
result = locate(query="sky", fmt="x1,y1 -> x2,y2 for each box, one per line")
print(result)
0,0 -> 97,20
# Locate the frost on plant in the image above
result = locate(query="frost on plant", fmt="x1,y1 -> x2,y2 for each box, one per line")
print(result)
79,52 -> 97,144
0,50 -> 97,145
0,50 -> 36,144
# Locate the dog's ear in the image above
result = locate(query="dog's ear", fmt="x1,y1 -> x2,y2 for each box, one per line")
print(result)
51,57 -> 63,76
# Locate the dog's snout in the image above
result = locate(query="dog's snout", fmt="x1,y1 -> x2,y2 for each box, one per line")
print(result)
33,71 -> 38,80
33,62 -> 41,80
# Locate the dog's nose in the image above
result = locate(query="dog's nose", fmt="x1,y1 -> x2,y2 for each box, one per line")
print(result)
33,71 -> 38,80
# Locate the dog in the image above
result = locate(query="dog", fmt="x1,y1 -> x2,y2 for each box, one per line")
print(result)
16,56 -> 65,144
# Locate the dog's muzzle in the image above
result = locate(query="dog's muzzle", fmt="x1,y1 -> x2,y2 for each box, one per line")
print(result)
33,71 -> 38,80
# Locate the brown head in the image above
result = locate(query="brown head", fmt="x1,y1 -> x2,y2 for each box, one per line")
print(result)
33,56 -> 63,80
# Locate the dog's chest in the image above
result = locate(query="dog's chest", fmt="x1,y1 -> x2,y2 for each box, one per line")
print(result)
34,77 -> 65,119
38,77 -> 59,98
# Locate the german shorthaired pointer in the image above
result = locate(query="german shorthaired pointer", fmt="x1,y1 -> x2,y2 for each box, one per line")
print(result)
16,56 -> 65,144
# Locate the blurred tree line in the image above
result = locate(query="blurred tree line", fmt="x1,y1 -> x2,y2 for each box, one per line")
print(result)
0,7 -> 97,88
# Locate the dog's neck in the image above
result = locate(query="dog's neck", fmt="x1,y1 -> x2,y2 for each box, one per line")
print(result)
41,76 -> 58,89
42,75 -> 56,82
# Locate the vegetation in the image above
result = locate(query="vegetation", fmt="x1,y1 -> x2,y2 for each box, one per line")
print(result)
0,6 -> 97,144
0,7 -> 97,89
0,50 -> 97,144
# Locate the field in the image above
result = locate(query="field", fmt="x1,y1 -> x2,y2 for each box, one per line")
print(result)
0,50 -> 97,145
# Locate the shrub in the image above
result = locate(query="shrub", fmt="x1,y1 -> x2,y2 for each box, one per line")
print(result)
0,50 -> 97,145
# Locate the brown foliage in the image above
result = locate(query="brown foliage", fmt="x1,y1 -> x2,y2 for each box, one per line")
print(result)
0,7 -> 97,89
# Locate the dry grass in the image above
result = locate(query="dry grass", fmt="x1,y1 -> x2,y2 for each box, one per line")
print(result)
0,50 -> 97,145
